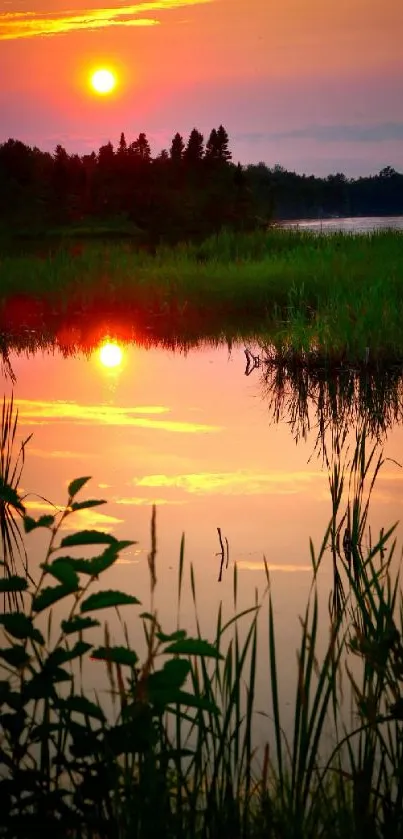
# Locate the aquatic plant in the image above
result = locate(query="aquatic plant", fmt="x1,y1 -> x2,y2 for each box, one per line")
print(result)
1,228 -> 403,364
1,424 -> 403,837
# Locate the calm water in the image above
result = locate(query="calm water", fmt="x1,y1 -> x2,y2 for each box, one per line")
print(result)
282,215 -> 403,233
2,214 -> 403,739
3,338 -> 403,736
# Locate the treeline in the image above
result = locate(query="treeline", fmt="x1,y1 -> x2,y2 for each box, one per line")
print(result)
248,163 -> 403,220
0,127 -> 254,242
0,129 -> 402,242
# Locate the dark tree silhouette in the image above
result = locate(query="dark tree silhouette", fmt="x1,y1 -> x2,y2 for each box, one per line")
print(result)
184,129 -> 204,164
170,132 -> 185,163
129,133 -> 151,162
0,131 -> 402,242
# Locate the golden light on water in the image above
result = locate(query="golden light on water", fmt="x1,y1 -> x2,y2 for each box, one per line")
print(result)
99,342 -> 123,368
90,68 -> 116,95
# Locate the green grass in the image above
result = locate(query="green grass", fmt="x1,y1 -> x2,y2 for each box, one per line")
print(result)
1,399 -> 403,837
1,228 -> 403,363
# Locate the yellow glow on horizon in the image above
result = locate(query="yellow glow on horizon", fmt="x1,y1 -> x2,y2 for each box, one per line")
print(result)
90,68 -> 117,95
99,341 -> 123,366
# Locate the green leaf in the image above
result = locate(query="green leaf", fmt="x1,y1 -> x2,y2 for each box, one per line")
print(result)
68,546 -> 123,577
0,483 -> 25,512
176,690 -> 219,712
163,638 -> 223,659
0,646 -> 30,668
41,559 -> 80,588
148,659 -> 190,691
46,642 -> 92,667
59,695 -> 106,722
23,668 -> 72,700
80,590 -> 140,613
24,514 -> 55,533
0,614 -> 44,644
61,616 -> 100,635
156,630 -> 187,643
0,576 -> 28,593
60,530 -> 118,548
68,477 -> 92,498
91,646 -> 138,666
71,499 -> 106,511
32,583 -> 78,613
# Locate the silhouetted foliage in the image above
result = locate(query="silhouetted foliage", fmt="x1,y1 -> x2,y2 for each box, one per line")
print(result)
0,129 -> 402,245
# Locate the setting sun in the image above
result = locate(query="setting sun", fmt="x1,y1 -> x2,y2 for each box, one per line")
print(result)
99,342 -> 123,368
90,69 -> 116,95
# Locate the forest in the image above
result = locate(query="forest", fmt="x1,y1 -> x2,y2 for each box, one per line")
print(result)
1,126 -> 402,243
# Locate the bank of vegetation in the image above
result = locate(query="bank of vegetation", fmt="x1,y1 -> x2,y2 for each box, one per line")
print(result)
1,228 -> 402,365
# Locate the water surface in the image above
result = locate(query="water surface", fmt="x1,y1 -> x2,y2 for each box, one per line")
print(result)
282,215 -> 403,233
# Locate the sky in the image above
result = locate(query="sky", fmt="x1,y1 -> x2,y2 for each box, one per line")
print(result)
0,0 -> 402,176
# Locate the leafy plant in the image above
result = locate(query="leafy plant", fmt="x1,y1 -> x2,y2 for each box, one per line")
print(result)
0,477 -> 223,838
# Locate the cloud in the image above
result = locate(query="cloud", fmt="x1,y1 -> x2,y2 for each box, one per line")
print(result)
14,399 -> 221,434
237,561 -> 313,572
135,469 -> 323,496
29,447 -> 92,460
114,496 -> 186,505
238,123 -> 403,146
0,1 -> 211,40
60,508 -> 124,531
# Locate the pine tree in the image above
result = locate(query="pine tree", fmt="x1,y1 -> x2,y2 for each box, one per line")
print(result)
216,125 -> 232,162
117,132 -> 127,157
130,133 -> 151,162
205,129 -> 219,160
170,132 -> 185,163
184,129 -> 204,164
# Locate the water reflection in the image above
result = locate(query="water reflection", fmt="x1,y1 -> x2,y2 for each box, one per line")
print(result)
252,345 -> 403,448
99,340 -> 124,369
1,329 -> 402,605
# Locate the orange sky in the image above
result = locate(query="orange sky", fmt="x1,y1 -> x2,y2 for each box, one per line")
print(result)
1,0 -> 403,174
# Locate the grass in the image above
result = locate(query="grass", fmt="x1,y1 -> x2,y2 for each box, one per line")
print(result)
1,397 -> 403,837
0,228 -> 403,364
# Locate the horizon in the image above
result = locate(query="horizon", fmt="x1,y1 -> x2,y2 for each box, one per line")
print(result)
1,1 -> 402,178
1,132 -> 402,182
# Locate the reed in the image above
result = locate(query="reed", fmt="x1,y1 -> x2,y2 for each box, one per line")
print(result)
1,409 -> 403,837
1,229 -> 403,364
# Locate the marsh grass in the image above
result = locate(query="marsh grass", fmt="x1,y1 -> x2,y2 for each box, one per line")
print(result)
0,395 -> 32,608
1,410 -> 403,836
1,228 -> 403,363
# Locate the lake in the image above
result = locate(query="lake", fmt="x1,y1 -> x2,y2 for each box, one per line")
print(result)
3,335 -> 403,738
2,216 -> 403,746
281,215 -> 403,233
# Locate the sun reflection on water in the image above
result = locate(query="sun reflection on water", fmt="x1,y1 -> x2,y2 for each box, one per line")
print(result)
98,341 -> 123,369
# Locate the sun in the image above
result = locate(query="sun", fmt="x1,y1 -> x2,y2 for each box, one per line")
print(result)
90,68 -> 116,95
99,342 -> 123,368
